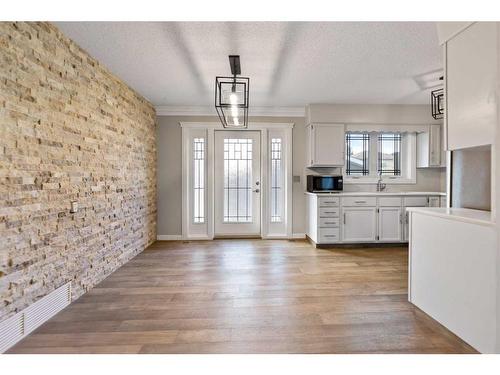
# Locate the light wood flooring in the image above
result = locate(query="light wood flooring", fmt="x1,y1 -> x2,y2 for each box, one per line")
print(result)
8,239 -> 477,354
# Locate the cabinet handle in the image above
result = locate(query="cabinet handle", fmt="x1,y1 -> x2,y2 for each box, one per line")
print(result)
354,201 -> 366,204
324,235 -> 337,238
343,213 -> 346,224
399,213 -> 402,224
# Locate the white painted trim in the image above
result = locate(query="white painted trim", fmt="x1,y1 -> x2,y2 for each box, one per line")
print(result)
285,128 -> 294,238
261,129 -> 269,239
0,282 -> 71,353
180,122 -> 294,130
292,233 -> 306,239
181,128 -> 189,240
157,235 -> 183,241
156,105 -> 305,117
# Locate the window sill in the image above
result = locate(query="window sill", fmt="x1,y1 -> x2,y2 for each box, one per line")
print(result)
344,177 -> 416,185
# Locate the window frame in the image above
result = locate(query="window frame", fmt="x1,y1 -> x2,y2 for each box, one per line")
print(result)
343,132 -> 416,185
193,137 -> 206,224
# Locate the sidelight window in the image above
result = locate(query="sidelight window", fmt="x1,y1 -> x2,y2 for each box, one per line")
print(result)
270,138 -> 283,222
193,138 -> 205,223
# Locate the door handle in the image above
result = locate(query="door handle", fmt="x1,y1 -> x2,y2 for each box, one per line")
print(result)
253,189 -> 260,193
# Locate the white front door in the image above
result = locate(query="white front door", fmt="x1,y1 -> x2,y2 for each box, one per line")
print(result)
214,131 -> 261,236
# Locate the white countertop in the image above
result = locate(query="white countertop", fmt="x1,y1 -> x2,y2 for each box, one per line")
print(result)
305,191 -> 446,197
407,207 -> 494,227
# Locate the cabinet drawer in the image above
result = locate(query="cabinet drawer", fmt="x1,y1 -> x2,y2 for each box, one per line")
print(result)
318,217 -> 340,227
318,228 -> 340,243
403,196 -> 428,207
318,196 -> 340,207
378,197 -> 402,207
342,197 -> 377,207
428,196 -> 440,207
318,207 -> 340,218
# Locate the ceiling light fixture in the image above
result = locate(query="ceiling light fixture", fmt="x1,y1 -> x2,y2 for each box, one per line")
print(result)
431,76 -> 444,120
215,55 -> 249,128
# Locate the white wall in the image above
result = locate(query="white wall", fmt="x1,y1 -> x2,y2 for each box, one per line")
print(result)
157,104 -> 445,237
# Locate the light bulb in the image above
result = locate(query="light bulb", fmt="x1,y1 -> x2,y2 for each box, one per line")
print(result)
229,92 -> 238,105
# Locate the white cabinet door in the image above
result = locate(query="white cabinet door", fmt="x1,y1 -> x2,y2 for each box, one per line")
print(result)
429,124 -> 441,166
378,207 -> 402,242
403,210 -> 410,242
446,22 -> 496,150
309,124 -> 345,167
417,124 -> 442,168
341,207 -> 377,242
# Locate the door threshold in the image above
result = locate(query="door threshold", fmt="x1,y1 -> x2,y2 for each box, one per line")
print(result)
213,235 -> 262,239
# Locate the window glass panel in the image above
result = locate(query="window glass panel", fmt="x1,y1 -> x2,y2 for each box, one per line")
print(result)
224,138 -> 252,222
345,133 -> 370,175
271,138 -> 282,223
378,133 -> 401,176
193,138 -> 205,223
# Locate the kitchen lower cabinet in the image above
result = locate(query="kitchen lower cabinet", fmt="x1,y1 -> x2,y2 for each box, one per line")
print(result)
378,207 -> 403,242
306,193 -> 446,246
341,207 -> 377,242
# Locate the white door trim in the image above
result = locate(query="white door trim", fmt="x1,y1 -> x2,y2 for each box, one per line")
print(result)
181,122 -> 294,240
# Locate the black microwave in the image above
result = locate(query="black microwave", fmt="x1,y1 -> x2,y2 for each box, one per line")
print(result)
307,175 -> 343,193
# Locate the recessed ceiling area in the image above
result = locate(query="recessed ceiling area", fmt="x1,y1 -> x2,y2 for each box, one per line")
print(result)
55,22 -> 443,108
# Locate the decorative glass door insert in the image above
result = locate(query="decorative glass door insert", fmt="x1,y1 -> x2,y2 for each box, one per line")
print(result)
215,131 -> 261,236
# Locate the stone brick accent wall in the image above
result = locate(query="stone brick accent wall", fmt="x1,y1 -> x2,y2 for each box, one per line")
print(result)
0,22 -> 157,320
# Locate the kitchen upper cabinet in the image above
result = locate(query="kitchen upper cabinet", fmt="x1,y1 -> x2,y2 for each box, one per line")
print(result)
378,207 -> 402,242
306,123 -> 345,167
341,207 -> 377,242
445,22 -> 497,150
417,124 -> 444,168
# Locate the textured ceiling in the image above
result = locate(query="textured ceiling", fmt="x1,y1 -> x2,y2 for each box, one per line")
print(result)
55,22 -> 442,108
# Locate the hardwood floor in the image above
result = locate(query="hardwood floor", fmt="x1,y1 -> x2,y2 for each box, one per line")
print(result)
8,240 -> 477,354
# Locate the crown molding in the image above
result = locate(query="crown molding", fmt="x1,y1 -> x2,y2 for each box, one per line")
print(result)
155,105 -> 305,117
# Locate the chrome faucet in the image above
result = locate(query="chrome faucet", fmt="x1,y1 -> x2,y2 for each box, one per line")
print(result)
376,172 -> 386,192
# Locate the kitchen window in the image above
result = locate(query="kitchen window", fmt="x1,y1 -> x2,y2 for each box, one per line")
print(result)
344,131 -> 415,184
345,133 -> 370,175
377,133 -> 401,176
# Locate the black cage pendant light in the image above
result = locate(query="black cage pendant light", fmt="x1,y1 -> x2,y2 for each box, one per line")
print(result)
215,55 -> 249,128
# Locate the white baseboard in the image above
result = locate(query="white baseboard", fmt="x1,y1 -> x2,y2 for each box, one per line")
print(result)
157,235 -> 183,241
0,282 -> 71,353
157,234 -> 306,241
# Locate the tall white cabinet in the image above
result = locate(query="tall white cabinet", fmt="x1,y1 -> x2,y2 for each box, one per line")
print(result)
443,22 -> 497,150
306,123 -> 345,167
